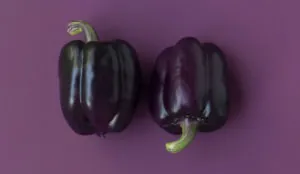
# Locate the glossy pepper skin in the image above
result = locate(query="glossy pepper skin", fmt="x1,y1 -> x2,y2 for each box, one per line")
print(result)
58,20 -> 141,136
149,37 -> 229,153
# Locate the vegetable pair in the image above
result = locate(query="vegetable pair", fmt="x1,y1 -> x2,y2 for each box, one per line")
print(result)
58,20 -> 229,153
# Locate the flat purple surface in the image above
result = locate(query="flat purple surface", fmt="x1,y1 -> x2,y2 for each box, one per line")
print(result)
1,0 -> 299,173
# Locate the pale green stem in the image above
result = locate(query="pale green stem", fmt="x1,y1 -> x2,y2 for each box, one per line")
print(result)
67,20 -> 99,42
165,118 -> 198,154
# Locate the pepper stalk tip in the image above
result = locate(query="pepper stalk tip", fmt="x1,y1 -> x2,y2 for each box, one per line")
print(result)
66,20 -> 99,42
165,118 -> 198,154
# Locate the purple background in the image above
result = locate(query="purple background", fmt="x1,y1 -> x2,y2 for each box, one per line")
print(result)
1,0 -> 300,173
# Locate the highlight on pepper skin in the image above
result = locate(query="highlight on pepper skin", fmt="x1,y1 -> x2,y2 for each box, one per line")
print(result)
148,37 -> 229,153
58,20 -> 142,136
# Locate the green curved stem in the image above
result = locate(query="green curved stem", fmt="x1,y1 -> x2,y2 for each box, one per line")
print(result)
165,118 -> 198,154
67,20 -> 99,42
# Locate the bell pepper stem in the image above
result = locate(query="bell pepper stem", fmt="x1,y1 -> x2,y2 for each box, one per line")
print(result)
66,20 -> 99,42
165,118 -> 198,153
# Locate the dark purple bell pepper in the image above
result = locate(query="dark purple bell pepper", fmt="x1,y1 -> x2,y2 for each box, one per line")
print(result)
149,37 -> 229,153
58,20 -> 141,136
